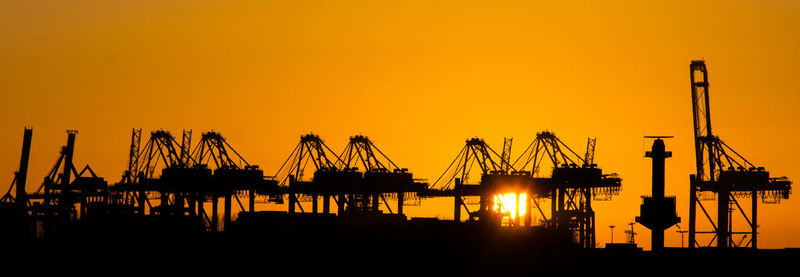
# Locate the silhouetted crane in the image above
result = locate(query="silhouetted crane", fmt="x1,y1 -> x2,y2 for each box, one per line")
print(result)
337,135 -> 425,215
428,138 -> 532,226
513,131 -> 621,248
688,60 -> 791,249
191,131 -> 272,230
273,134 -> 357,214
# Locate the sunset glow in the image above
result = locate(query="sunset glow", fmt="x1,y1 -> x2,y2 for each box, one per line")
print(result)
1,0 -> 798,250
493,193 -> 527,219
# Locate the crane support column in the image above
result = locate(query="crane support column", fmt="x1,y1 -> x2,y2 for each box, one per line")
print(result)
62,131 -> 77,221
288,175 -> 296,214
211,195 -> 218,231
718,189 -> 729,248
752,190 -> 757,249
453,178 -> 462,222
224,192 -> 232,229
397,192 -> 404,215
16,128 -> 33,213
249,188 -> 255,212
138,173 -> 146,214
337,194 -> 345,213
312,193 -> 318,213
323,195 -> 330,214
688,175 -> 697,248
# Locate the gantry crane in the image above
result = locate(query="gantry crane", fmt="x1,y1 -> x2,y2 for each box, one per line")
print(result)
688,60 -> 791,248
1,130 -> 109,239
191,131 -> 274,230
337,135 -> 425,215
274,134 -> 359,214
513,131 -> 621,248
113,129 -> 210,218
427,138 -> 532,226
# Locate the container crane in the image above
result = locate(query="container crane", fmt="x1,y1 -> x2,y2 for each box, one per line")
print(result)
688,60 -> 791,249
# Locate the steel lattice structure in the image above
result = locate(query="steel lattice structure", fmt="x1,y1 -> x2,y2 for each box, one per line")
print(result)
688,60 -> 791,249
427,138 -> 532,226
513,131 -> 621,248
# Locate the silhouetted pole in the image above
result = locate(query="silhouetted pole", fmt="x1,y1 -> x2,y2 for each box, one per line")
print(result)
160,189 -> 168,216
677,229 -> 687,247
224,192 -> 232,229
197,192 -> 205,219
62,131 -> 76,222
288,175 -> 296,214
16,128 -> 33,213
397,192 -> 404,215
550,189 -> 556,227
525,196 -> 532,227
323,194 -> 330,214
188,193 -> 197,216
453,178 -> 462,222
718,187 -> 729,248
312,193 -> 318,213
249,188 -> 255,213
175,194 -> 184,216
557,189 -> 566,229
138,172 -> 146,215
610,225 -> 615,243
211,194 -> 219,231
628,222 -> 636,244
337,194 -> 345,213
584,188 -> 594,247
752,190 -> 757,249
688,174 -> 696,248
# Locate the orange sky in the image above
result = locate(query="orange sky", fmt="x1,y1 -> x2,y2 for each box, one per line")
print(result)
1,0 -> 799,250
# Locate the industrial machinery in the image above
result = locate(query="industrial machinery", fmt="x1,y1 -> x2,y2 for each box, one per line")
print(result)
427,137 -> 533,226
274,133 -> 359,214
109,129 -> 275,231
0,130 -> 108,239
190,131 -> 275,230
113,129 -> 208,218
513,131 -> 621,248
688,60 -> 791,248
337,135 -> 426,214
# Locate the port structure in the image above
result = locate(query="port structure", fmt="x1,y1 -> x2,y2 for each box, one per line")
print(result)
114,129 -> 197,217
636,136 -> 680,252
336,135 -> 426,214
275,133 -> 356,214
111,129 -> 275,231
274,134 -> 426,216
189,131 -> 274,230
688,60 -> 792,248
0,130 -> 109,238
426,137 -> 533,226
424,132 -> 621,246
1,128 -> 33,214
512,131 -> 622,248
3,130 -> 620,245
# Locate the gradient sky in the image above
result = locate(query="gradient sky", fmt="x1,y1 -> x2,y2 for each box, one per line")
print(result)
1,0 -> 799,250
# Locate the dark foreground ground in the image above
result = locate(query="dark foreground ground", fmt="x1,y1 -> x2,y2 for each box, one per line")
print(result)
1,212 -> 797,276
